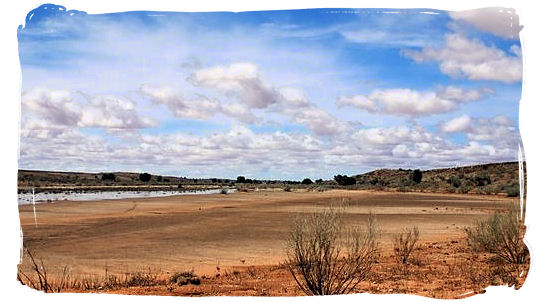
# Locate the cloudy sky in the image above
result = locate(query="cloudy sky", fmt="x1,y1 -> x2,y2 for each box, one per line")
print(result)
17,4 -> 523,180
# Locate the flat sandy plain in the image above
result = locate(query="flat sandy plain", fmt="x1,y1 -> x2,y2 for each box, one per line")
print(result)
17,190 -> 525,296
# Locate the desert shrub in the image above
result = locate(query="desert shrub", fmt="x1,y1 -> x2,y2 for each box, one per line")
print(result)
139,173 -> 152,182
283,186 -> 292,192
17,249 -> 52,292
412,169 -> 422,183
448,176 -> 461,188
393,227 -> 420,264
505,185 -> 520,197
169,270 -> 201,285
220,188 -> 228,194
474,172 -> 491,186
458,182 -> 473,194
101,173 -> 116,181
302,178 -> 313,185
285,206 -> 379,295
466,205 -> 528,264
315,179 -> 324,184
126,271 -> 158,287
156,175 -> 163,182
334,175 -> 356,186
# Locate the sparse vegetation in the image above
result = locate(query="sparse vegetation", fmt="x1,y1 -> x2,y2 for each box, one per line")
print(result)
466,205 -> 528,264
393,227 -> 420,264
285,205 -> 379,295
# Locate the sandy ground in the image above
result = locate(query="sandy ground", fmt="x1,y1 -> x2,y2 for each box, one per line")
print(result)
18,189 -> 516,280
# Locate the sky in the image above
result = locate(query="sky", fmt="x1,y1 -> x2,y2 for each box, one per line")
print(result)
17,4 -> 523,180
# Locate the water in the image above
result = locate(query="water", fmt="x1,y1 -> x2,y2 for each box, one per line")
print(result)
17,189 -> 236,205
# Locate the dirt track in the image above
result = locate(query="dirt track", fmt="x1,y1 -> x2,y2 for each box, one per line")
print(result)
18,190 -> 515,278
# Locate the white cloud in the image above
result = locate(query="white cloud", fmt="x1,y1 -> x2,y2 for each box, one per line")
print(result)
435,86 -> 493,102
440,114 -> 519,149
278,87 -> 310,108
403,34 -> 522,83
336,95 -> 377,113
22,87 -> 154,129
189,62 -> 279,109
21,87 -> 81,126
337,86 -> 489,117
449,8 -> 522,39
439,114 -> 472,133
140,84 -> 221,120
79,95 -> 155,129
292,107 -> 352,137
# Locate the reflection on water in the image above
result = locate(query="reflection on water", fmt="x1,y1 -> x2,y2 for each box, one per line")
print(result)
17,189 -> 236,205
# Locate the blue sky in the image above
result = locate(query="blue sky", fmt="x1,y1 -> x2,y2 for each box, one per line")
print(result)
17,4 -> 523,179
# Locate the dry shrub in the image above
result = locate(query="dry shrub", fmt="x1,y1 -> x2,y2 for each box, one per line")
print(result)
285,205 -> 379,295
465,204 -> 528,264
169,270 -> 201,285
17,249 -> 53,292
393,227 -> 420,264
126,270 -> 160,287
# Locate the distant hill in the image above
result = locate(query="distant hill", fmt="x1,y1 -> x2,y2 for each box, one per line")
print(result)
350,161 -> 524,196
18,161 -> 525,196
17,170 -> 233,192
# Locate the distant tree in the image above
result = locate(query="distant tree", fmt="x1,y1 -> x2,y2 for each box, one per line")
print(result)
101,173 -> 116,181
302,178 -> 313,185
315,179 -> 323,184
139,173 -> 152,182
237,176 -> 246,183
245,178 -> 253,184
334,175 -> 357,186
412,169 -> 422,183
156,175 -> 163,182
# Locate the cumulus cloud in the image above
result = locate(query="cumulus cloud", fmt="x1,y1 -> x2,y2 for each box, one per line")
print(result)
336,95 -> 378,113
189,62 -> 280,109
439,114 -> 472,133
278,87 -> 310,108
449,8 -> 522,39
22,87 -> 81,126
440,114 -> 519,149
337,86 -> 491,116
79,95 -> 155,129
139,84 -> 258,124
22,87 -> 154,129
403,34 -> 522,83
140,84 -> 221,120
293,107 -> 352,137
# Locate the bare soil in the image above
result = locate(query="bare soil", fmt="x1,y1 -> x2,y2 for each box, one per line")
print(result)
17,190 -> 528,297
